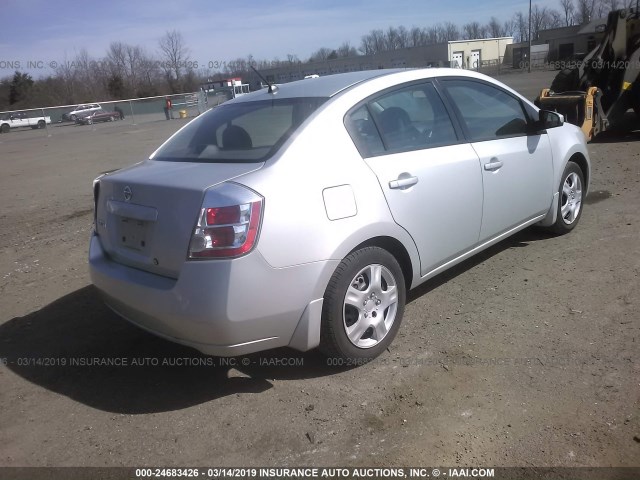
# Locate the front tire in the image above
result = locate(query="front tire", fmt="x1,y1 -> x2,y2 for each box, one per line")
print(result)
320,247 -> 406,362
549,161 -> 584,234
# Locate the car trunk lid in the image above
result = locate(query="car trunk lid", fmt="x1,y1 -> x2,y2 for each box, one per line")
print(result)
94,160 -> 262,278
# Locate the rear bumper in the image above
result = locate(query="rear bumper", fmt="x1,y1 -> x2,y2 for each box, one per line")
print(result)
89,234 -> 337,356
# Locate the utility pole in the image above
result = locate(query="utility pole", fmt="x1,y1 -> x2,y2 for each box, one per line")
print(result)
528,0 -> 532,73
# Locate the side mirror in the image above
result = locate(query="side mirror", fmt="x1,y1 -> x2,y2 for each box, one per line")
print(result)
538,110 -> 564,130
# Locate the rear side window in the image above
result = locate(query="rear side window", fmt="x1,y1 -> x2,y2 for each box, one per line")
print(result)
346,82 -> 458,157
153,97 -> 328,163
346,105 -> 385,157
442,80 -> 529,141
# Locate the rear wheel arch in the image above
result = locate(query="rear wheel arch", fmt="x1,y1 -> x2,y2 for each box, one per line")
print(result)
348,236 -> 414,290
319,244 -> 407,360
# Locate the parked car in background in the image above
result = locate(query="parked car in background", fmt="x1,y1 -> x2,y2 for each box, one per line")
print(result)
0,112 -> 51,133
90,68 -> 590,363
75,108 -> 121,125
62,103 -> 101,122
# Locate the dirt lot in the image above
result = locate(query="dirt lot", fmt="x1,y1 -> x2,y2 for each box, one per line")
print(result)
0,71 -> 639,471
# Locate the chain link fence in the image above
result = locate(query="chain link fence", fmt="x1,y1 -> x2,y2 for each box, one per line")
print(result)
0,90 -> 230,138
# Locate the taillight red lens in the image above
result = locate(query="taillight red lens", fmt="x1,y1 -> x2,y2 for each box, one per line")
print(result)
206,206 -> 240,225
208,226 -> 236,247
189,200 -> 262,259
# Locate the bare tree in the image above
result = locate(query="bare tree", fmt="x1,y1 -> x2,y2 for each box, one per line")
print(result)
531,5 -> 549,39
514,12 -> 529,42
54,54 -> 79,103
560,0 -> 576,26
107,42 -> 127,79
396,26 -> 409,49
408,27 -> 426,47
548,9 -> 564,28
359,29 -> 386,55
337,42 -> 358,57
308,47 -> 333,62
369,28 -> 386,53
425,25 -> 440,44
382,26 -> 409,50
463,21 -> 485,40
597,0 -> 621,17
487,17 -> 504,37
442,22 -> 461,41
576,0 -> 598,23
106,42 -> 154,97
125,45 -> 147,92
384,27 -> 399,50
158,30 -> 190,88
502,18 -> 516,38
73,49 -> 103,100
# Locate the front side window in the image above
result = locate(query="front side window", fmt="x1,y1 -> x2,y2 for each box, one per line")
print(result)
442,79 -> 529,141
152,97 -> 328,163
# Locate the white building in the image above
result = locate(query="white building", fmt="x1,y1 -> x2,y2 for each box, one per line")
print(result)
447,37 -> 514,69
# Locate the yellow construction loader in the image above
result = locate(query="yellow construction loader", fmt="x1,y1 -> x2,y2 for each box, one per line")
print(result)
536,7 -> 640,141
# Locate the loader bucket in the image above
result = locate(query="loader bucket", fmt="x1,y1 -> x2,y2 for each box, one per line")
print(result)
537,87 -> 599,141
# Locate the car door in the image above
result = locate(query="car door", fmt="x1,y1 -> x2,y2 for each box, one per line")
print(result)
12,113 -> 27,128
440,78 -> 554,241
346,81 -> 483,276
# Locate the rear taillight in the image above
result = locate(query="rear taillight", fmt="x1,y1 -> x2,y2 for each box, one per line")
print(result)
188,200 -> 262,259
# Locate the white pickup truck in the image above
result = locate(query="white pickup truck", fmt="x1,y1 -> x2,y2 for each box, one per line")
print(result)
0,112 -> 52,133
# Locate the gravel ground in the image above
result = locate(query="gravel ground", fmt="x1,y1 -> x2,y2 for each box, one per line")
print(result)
0,71 -> 638,471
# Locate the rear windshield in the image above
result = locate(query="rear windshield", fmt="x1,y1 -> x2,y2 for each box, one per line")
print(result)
152,97 -> 328,163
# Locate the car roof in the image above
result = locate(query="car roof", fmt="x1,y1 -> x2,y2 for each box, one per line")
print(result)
226,68 -> 522,104
231,69 -> 406,102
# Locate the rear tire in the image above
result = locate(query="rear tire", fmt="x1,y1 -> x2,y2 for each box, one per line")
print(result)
549,161 -> 584,235
37,120 -> 45,129
320,247 -> 406,363
0,123 -> 9,133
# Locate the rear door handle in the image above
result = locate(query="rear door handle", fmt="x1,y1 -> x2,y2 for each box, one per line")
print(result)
484,160 -> 503,171
389,176 -> 419,189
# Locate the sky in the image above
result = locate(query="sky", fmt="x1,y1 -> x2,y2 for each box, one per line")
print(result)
0,0 -> 560,78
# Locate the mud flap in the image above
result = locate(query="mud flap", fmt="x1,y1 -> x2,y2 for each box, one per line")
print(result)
537,192 -> 559,227
288,298 -> 324,352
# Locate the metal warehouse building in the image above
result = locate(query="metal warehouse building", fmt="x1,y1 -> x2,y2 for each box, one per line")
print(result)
505,17 -> 608,68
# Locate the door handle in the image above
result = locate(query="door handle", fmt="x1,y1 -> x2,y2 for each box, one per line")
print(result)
484,160 -> 503,171
389,176 -> 419,189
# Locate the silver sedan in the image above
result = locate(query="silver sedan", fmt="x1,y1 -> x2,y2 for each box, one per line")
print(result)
89,68 -> 590,362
